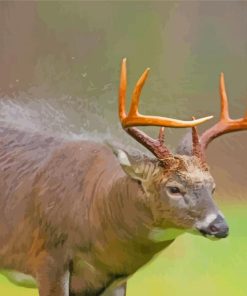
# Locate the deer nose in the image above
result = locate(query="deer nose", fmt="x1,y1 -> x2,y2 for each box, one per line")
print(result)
209,215 -> 229,238
198,214 -> 229,238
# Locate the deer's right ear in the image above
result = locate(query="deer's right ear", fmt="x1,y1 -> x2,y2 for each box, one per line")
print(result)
112,148 -> 146,182
176,131 -> 193,156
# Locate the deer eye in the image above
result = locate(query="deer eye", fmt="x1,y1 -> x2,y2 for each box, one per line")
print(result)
167,186 -> 181,195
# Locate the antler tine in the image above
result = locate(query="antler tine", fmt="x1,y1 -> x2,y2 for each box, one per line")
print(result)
220,73 -> 230,121
191,117 -> 201,158
128,67 -> 150,118
119,58 -> 127,122
200,72 -> 247,153
158,127 -> 165,145
191,117 -> 207,169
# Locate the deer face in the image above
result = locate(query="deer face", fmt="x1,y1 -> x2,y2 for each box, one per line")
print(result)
116,149 -> 229,240
157,155 -> 229,239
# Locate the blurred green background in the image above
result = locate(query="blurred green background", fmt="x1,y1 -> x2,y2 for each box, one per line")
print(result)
0,1 -> 247,295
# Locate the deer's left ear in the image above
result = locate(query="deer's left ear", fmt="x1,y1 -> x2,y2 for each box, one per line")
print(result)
113,148 -> 147,182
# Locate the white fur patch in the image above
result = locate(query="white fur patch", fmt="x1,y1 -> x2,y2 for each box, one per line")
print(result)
195,213 -> 218,229
62,270 -> 70,296
188,229 -> 221,241
148,227 -> 185,242
0,270 -> 37,288
117,150 -> 131,166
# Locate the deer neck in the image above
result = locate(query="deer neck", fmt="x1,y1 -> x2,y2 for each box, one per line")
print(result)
99,175 -> 152,242
86,172 -> 179,277
99,173 -> 182,246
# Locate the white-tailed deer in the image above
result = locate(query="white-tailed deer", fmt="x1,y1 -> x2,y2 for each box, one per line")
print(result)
0,59 -> 245,296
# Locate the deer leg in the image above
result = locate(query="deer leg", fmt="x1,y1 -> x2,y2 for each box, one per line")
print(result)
111,284 -> 127,296
38,271 -> 69,296
35,252 -> 70,296
100,282 -> 127,296
69,282 -> 127,296
37,268 -> 69,296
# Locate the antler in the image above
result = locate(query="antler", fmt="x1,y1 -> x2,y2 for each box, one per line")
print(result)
191,117 -> 208,169
119,58 -> 212,128
200,73 -> 247,153
125,126 -> 173,159
119,58 -> 213,160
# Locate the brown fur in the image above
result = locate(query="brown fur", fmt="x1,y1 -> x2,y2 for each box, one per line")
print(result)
0,125 -> 226,296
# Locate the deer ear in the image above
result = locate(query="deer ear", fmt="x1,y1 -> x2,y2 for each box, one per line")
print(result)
113,148 -> 146,182
176,130 -> 192,156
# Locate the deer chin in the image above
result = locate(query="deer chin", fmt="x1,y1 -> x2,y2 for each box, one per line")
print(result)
148,226 -> 223,243
148,227 -> 185,242
201,233 -> 223,241
188,228 -> 222,241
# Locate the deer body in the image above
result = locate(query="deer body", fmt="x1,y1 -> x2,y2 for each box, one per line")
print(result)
0,126 -> 176,295
0,124 -> 228,296
0,59 -> 241,295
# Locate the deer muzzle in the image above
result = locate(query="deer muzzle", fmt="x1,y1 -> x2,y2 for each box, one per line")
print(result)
196,214 -> 229,239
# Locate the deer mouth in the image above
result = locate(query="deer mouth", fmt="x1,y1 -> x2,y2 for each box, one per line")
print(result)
197,228 -> 229,239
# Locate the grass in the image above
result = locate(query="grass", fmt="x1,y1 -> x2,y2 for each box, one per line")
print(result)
0,203 -> 246,296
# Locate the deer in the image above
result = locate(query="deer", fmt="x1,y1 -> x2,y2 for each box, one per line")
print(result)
0,58 -> 246,296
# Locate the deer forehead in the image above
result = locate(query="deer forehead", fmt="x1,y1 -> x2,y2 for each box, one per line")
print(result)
176,154 -> 203,170
174,155 -> 213,185
179,169 -> 212,186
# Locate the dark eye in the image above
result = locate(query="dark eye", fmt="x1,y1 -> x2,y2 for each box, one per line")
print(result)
212,187 -> 216,194
168,186 -> 181,195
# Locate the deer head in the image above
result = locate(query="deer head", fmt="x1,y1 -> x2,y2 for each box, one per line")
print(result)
115,59 -> 233,240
